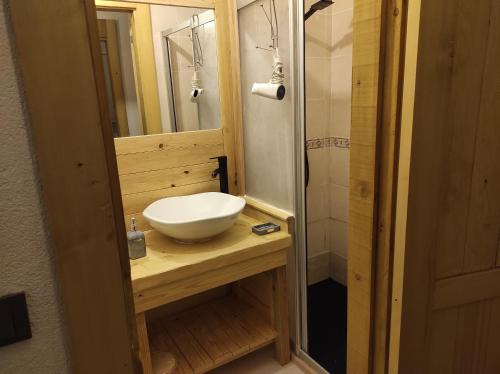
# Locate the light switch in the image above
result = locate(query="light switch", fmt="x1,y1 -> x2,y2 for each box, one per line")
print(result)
0,293 -> 32,347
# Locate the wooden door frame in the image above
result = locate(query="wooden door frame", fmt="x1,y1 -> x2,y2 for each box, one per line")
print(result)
348,0 -> 407,373
98,18 -> 131,137
7,0 -> 243,372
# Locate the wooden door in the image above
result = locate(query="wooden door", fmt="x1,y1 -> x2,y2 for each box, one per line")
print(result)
391,0 -> 500,372
98,19 -> 130,137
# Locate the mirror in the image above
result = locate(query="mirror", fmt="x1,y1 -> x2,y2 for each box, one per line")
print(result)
96,5 -> 220,137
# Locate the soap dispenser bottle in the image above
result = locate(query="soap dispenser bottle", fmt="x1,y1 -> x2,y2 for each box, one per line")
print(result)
127,218 -> 146,259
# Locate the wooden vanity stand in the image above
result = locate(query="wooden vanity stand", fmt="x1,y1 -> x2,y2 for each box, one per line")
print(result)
130,198 -> 294,374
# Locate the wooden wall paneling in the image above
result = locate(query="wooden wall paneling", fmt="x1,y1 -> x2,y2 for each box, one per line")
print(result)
114,130 -> 224,175
8,0 -> 139,372
114,128 -> 223,154
119,162 -> 218,195
115,130 -> 224,230
122,181 -> 219,215
349,0 -> 384,372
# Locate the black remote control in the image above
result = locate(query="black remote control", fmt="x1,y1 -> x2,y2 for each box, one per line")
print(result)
252,222 -> 281,235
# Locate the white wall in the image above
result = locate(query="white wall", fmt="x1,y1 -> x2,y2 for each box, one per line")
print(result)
238,0 -> 294,212
97,11 -> 143,137
0,3 -> 70,373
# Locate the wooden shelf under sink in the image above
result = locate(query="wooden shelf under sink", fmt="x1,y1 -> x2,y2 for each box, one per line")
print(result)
148,295 -> 277,374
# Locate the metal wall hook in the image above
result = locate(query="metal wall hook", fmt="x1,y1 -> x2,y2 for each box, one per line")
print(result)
256,46 -> 273,52
254,0 -> 279,51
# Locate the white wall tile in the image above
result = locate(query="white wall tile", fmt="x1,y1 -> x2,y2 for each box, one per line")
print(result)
305,14 -> 332,58
307,147 -> 330,188
305,0 -> 333,15
330,252 -> 347,286
330,218 -> 348,258
305,57 -> 332,100
330,53 -> 352,138
330,184 -> 349,222
306,99 -> 330,139
330,96 -> 351,138
332,0 -> 354,14
332,8 -> 353,58
308,250 -> 331,285
307,183 -> 330,222
331,54 -> 353,98
307,219 -> 330,257
330,146 -> 349,187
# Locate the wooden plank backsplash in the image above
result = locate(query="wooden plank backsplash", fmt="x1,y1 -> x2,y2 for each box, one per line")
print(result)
115,129 -> 225,231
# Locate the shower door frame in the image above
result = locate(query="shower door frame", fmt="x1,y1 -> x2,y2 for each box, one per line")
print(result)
292,0 -> 408,373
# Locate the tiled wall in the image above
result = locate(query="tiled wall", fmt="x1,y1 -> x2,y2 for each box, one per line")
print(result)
305,0 -> 352,285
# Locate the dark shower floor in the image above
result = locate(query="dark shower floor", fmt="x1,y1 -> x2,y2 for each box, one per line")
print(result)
307,278 -> 347,374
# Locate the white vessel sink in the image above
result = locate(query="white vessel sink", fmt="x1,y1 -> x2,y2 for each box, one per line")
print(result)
143,192 -> 246,243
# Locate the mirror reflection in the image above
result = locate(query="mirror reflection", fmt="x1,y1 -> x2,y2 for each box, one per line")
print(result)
96,5 -> 220,137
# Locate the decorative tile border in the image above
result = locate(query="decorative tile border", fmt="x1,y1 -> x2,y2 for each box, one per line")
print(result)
306,137 -> 350,150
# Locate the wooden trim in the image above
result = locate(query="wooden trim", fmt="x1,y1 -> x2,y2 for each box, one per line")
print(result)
271,266 -> 291,364
133,250 -> 288,313
432,268 -> 500,311
244,196 -> 293,222
8,0 -> 139,372
214,0 -> 244,194
136,313 -> 153,374
97,1 -> 162,135
388,0 -> 421,372
372,0 -> 407,373
244,196 -> 295,236
349,0 -> 385,372
348,0 -> 408,372
106,0 -> 215,8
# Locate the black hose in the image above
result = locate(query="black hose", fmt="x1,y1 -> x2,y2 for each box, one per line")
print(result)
305,146 -> 310,188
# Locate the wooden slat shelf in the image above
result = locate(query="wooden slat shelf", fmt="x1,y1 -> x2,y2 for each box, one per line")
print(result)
148,296 -> 277,374
130,213 -> 292,312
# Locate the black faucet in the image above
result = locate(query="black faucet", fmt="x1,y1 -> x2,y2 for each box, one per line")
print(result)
210,156 -> 229,194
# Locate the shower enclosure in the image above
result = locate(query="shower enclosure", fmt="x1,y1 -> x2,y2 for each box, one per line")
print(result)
294,0 -> 353,373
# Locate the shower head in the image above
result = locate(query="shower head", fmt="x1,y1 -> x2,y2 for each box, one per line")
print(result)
305,0 -> 334,21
